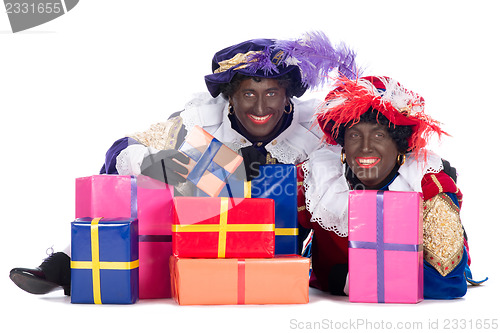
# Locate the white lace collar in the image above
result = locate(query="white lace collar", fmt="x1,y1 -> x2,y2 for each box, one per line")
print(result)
180,93 -> 322,164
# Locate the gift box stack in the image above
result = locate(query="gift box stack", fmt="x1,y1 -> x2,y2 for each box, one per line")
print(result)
170,126 -> 310,305
71,174 -> 175,304
348,190 -> 424,304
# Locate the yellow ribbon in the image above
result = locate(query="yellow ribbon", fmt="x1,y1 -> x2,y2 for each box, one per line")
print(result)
71,260 -> 139,270
218,197 -> 229,258
91,217 -> 102,304
243,180 -> 298,236
172,224 -> 275,233
70,217 -> 139,304
275,228 -> 299,236
173,197 -> 274,258
244,181 -> 252,199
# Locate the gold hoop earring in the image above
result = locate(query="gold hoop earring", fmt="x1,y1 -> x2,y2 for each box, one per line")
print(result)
340,151 -> 346,164
397,153 -> 406,166
284,103 -> 293,114
228,104 -> 235,116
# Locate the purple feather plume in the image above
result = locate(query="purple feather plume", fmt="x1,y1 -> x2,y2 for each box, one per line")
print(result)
246,47 -> 279,75
274,31 -> 359,88
244,31 -> 359,89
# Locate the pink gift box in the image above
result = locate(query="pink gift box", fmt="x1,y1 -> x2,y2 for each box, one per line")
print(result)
348,190 -> 423,303
179,125 -> 243,197
75,175 -> 174,299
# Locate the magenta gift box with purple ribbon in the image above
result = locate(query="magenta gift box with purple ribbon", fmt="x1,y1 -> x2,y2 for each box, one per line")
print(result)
348,190 -> 424,303
75,175 -> 175,299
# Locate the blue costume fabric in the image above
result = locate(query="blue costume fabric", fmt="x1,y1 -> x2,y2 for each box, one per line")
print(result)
100,137 -> 139,175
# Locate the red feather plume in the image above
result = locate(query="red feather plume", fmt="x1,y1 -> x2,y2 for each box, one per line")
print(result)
315,76 -> 448,162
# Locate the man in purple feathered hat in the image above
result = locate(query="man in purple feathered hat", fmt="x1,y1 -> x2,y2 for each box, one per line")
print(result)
10,31 -> 358,297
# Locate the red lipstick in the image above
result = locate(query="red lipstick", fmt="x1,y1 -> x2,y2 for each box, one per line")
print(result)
355,157 -> 381,169
247,114 -> 273,125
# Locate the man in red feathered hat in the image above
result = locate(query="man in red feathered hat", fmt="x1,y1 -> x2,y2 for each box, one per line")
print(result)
298,75 -> 487,299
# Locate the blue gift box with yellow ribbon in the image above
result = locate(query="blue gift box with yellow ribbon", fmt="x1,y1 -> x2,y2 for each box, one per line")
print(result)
220,164 -> 299,255
71,217 -> 139,304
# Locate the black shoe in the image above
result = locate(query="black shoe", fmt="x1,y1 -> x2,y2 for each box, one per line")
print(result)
10,252 -> 71,296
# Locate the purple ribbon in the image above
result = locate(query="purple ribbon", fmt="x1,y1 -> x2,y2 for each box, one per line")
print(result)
138,235 -> 172,242
349,241 -> 422,252
131,175 -> 138,219
348,191 -> 422,303
376,191 -> 385,302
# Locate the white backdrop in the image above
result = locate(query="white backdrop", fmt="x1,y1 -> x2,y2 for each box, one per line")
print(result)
1,1 -> 498,332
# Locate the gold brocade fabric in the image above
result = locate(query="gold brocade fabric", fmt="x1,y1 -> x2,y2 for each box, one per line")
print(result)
266,153 -> 277,164
213,51 -> 261,74
129,116 -> 197,196
423,193 -> 464,276
129,116 -> 183,151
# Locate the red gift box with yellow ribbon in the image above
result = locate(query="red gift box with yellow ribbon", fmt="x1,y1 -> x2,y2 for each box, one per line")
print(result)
172,197 -> 275,258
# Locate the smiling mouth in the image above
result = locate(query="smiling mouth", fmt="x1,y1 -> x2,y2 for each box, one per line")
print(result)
248,114 -> 273,124
355,157 -> 381,168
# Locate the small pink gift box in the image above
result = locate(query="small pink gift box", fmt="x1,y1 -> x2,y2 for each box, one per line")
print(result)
348,190 -> 423,303
75,175 -> 174,299
178,125 -> 243,197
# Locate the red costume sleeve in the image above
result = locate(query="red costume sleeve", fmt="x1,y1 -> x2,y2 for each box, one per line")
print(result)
421,171 -> 462,207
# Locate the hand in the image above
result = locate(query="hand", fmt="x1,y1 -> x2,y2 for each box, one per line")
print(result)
141,149 -> 190,185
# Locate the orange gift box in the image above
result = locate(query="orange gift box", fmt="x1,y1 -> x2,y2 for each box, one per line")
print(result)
170,255 -> 310,305
179,125 -> 243,197
173,197 -> 275,258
